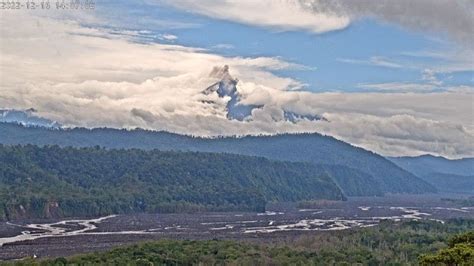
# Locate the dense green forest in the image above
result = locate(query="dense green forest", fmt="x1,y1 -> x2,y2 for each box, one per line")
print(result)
0,145 -> 344,220
420,173 -> 474,194
389,155 -> 474,195
0,123 -> 436,196
442,196 -> 474,207
320,165 -> 384,196
419,231 -> 474,265
6,219 -> 473,265
389,154 -> 474,177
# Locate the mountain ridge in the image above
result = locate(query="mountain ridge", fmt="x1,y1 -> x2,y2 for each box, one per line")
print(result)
388,155 -> 474,195
0,123 -> 436,196
201,65 -> 324,122
0,145 -> 345,220
388,155 -> 474,177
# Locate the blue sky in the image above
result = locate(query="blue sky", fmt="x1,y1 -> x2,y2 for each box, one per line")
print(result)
93,0 -> 472,92
1,0 -> 473,157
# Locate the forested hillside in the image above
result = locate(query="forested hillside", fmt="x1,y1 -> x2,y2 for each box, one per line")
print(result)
389,155 -> 474,177
0,145 -> 344,220
0,123 -> 436,195
320,165 -> 384,196
421,173 -> 474,194
390,155 -> 474,194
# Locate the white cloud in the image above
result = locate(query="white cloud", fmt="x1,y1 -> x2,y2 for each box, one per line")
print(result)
422,69 -> 442,86
357,82 -> 474,94
0,10 -> 307,126
338,0 -> 473,45
401,49 -> 474,74
164,0 -> 474,45
163,0 -> 350,34
337,57 -> 403,69
369,57 -> 403,69
212,44 -> 235,50
357,83 -> 436,93
317,113 -> 474,158
0,10 -> 473,158
0,10 -> 303,86
158,34 -> 178,41
340,52 -> 473,85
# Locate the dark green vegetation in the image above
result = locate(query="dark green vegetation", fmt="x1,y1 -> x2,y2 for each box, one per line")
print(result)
6,219 -> 473,265
320,165 -> 384,196
0,123 -> 436,196
419,231 -> 474,265
287,219 -> 474,265
442,196 -> 474,207
0,145 -> 345,220
389,154 -> 474,177
422,173 -> 474,194
390,155 -> 474,195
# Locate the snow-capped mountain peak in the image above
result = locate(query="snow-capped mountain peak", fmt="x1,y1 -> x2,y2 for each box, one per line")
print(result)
201,66 -> 325,123
0,109 -> 61,128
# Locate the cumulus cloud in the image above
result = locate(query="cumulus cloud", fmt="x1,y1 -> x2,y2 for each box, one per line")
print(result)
0,10 -> 473,158
163,0 -> 350,34
0,10 -> 306,127
318,113 -> 474,157
158,34 -> 178,41
336,0 -> 474,44
164,0 -> 474,44
0,10 -> 304,86
422,69 -> 442,86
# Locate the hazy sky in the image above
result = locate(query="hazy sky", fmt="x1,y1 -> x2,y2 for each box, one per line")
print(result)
0,0 -> 473,158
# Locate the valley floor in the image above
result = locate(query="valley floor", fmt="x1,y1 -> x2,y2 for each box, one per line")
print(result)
0,194 -> 472,261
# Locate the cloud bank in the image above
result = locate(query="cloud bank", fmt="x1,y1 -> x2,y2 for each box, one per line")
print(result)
165,0 -> 474,44
0,10 -> 473,158
164,0 -> 350,34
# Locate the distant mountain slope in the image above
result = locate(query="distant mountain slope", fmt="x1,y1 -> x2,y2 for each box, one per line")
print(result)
0,145 -> 344,220
321,165 -> 384,197
389,155 -> 473,195
0,123 -> 436,195
419,173 -> 474,194
388,155 -> 474,177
